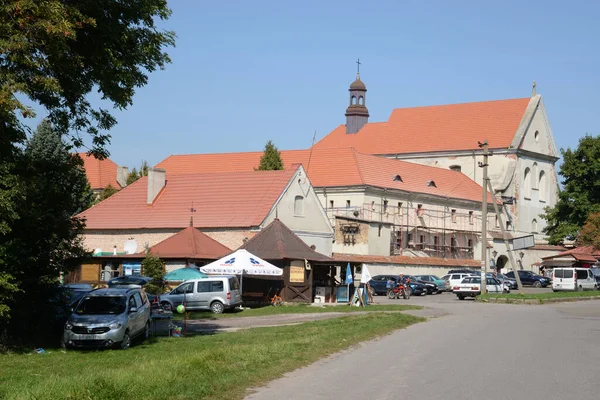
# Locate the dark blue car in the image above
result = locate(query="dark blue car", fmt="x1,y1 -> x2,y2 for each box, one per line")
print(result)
505,270 -> 549,287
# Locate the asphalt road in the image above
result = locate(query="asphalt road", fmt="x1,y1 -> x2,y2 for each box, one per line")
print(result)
245,293 -> 600,400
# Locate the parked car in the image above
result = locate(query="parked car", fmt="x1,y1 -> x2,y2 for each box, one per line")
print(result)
486,273 -> 518,290
442,273 -> 477,292
505,270 -> 550,287
406,275 -> 441,294
452,276 -> 510,300
407,280 -> 427,296
63,287 -> 151,350
552,268 -> 596,291
414,275 -> 446,290
447,269 -> 480,275
159,276 -> 242,314
369,275 -> 426,296
107,275 -> 153,288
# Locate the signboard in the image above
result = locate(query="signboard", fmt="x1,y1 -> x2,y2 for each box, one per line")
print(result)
512,235 -> 535,250
289,265 -> 305,283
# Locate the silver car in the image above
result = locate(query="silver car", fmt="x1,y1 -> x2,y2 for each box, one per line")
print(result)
159,276 -> 242,314
62,287 -> 150,350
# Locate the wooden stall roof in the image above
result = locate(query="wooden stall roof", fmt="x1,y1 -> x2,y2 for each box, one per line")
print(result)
240,219 -> 332,262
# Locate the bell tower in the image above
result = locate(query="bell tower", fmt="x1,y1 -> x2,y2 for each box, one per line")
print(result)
345,59 -> 369,134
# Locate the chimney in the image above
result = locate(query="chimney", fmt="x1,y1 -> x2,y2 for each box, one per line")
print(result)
116,166 -> 129,188
147,168 -> 166,204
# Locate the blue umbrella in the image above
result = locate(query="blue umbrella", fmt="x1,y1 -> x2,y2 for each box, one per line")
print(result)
163,267 -> 208,281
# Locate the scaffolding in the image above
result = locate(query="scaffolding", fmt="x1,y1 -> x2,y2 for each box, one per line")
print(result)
326,202 -> 496,260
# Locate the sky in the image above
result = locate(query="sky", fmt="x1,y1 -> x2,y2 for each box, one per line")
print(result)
28,0 -> 600,168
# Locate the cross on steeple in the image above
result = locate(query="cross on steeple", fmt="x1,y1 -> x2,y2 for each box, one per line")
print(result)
532,80 -> 537,96
356,58 -> 361,77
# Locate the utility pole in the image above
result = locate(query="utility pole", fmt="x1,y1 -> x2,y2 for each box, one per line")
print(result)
486,180 -> 524,293
478,141 -> 489,295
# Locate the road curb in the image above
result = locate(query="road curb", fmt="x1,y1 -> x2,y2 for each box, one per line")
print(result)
476,295 -> 600,305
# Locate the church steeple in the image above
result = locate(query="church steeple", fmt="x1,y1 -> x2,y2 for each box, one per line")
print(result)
345,59 -> 369,134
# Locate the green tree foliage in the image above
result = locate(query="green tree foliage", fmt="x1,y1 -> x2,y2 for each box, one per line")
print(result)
141,252 -> 166,295
0,1 -> 174,345
126,160 -> 150,185
576,212 -> 600,249
1,0 -> 175,156
0,120 -> 94,344
542,135 -> 600,244
257,140 -> 284,171
98,184 -> 119,201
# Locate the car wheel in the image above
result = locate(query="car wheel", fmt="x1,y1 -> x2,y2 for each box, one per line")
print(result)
533,281 -> 542,288
120,331 -> 131,350
577,285 -> 583,292
457,294 -> 465,300
211,301 -> 224,314
161,301 -> 172,311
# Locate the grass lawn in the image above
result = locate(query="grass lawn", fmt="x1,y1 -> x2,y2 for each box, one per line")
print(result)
0,312 -> 423,400
173,303 -> 422,320
479,290 -> 600,301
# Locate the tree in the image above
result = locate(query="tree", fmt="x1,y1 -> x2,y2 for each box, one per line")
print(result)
0,120 -> 94,344
141,252 -> 166,295
126,160 -> 150,185
1,0 -> 175,157
542,135 -> 600,244
257,140 -> 284,171
577,212 -> 600,249
98,184 -> 119,201
0,2 -> 173,344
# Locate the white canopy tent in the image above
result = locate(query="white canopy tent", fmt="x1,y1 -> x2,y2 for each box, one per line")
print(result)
200,249 -> 283,295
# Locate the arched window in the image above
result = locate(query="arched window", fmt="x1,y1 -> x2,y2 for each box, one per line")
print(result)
539,171 -> 546,202
358,96 -> 364,105
532,162 -> 538,189
534,130 -> 539,142
449,165 -> 461,172
351,96 -> 357,105
523,168 -> 531,199
532,219 -> 538,233
294,195 -> 304,216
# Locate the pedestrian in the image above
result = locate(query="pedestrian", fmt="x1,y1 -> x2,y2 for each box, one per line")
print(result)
367,282 -> 375,304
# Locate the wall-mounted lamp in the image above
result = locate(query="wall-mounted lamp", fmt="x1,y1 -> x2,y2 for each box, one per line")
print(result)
492,250 -> 498,258
519,251 -> 525,259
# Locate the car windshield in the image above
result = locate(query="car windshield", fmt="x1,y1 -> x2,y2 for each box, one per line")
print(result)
75,296 -> 127,315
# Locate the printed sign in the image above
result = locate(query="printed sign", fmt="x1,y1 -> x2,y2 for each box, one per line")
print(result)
289,265 -> 305,283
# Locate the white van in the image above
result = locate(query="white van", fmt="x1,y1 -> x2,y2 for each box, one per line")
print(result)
552,268 -> 597,292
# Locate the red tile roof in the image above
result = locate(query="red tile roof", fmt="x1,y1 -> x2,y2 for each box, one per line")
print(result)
156,149 -> 311,175
145,227 -> 231,259
332,253 -> 482,268
240,219 -> 332,262
313,98 -> 532,154
79,169 -> 297,229
156,148 -> 490,203
78,153 -> 121,190
542,245 -> 600,262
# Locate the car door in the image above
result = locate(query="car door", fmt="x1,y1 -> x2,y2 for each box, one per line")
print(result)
167,281 -> 194,308
486,278 -> 500,293
519,271 -> 532,285
370,276 -> 386,293
127,294 -> 143,334
195,280 -> 212,309
584,270 -> 595,290
133,292 -> 147,334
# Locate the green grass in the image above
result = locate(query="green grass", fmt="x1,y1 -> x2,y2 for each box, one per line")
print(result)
173,303 -> 422,320
0,312 -> 423,400
479,290 -> 600,300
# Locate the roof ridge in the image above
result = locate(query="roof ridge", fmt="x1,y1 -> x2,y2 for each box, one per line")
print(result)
351,148 -> 366,185
389,97 -> 531,112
